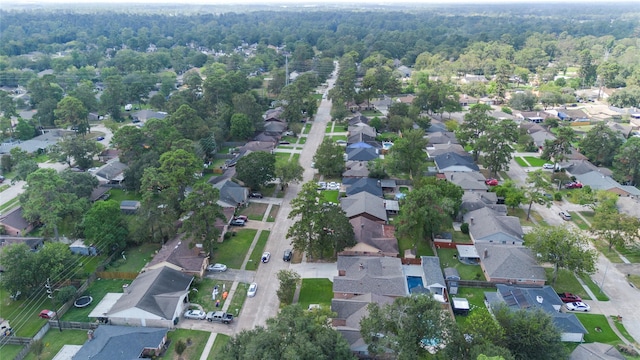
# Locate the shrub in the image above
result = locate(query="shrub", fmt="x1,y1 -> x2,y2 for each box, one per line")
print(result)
554,192 -> 562,201
460,223 -> 470,234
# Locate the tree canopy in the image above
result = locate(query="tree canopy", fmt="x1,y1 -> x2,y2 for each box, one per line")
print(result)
235,151 -> 276,190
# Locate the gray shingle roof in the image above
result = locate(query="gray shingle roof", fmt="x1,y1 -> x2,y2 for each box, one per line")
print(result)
463,207 -> 523,243
460,191 -> 501,214
107,267 -> 193,320
213,179 -> 248,208
576,171 -> 640,196
427,131 -> 458,146
72,325 -> 167,360
475,244 -> 545,281
349,216 -> 398,255
559,160 -> 612,177
347,147 -> 378,162
334,256 -> 406,297
443,171 -> 487,191
344,177 -> 383,197
421,256 -> 446,289
340,192 -> 388,222
95,161 -> 128,181
343,161 -> 370,178
434,152 -> 479,172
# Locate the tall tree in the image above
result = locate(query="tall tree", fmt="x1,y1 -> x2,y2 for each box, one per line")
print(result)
315,203 -> 356,258
613,137 -> 640,186
592,201 -> 640,251
275,160 -> 304,190
525,226 -> 597,286
456,104 -> 493,161
158,149 -> 201,202
230,113 -> 255,139
235,151 -> 276,190
50,135 -> 103,169
541,126 -> 575,164
480,119 -> 518,176
579,123 -> 623,166
386,128 -> 428,179
180,182 -> 224,257
287,181 -> 323,259
276,269 -> 301,305
82,200 -> 129,253
524,170 -> 552,220
169,104 -> 209,141
55,96 -> 89,135
313,138 -> 345,178
360,294 -> 456,359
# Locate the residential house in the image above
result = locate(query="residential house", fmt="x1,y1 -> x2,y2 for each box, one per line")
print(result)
130,110 -> 168,122
427,131 -> 458,146
264,107 -> 284,122
426,144 -> 468,159
427,120 -> 447,133
0,131 -> 64,155
380,179 -> 397,193
95,160 -> 128,185
516,111 -> 551,124
485,284 -> 588,342
0,207 -> 34,236
489,110 -> 517,121
89,186 -> 111,202
575,171 -> 640,198
342,161 -> 370,178
334,256 -> 407,299
212,179 -> 249,208
417,256 -> 448,303
340,191 -> 388,223
102,266 -> 194,327
455,245 -> 480,265
396,65 -> 412,78
559,159 -> 613,177
443,171 -> 488,191
348,115 -> 370,126
460,191 -> 505,217
569,343 -> 626,360
262,121 -> 287,136
475,244 -> 546,285
396,94 -> 415,105
341,216 -> 398,257
331,293 -> 395,356
459,94 -> 479,107
459,74 -> 488,84
371,96 -> 392,116
71,325 -> 168,360
346,147 -> 378,162
120,200 -> 140,214
434,153 -> 480,172
69,240 -> 98,256
606,122 -> 633,139
463,207 -> 524,244
343,177 -> 383,197
348,126 -> 381,149
0,236 -> 43,271
97,149 -> 120,162
558,109 -> 589,122
144,235 -> 208,277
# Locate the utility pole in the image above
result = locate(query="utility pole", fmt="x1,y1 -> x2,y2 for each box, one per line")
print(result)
45,278 -> 63,332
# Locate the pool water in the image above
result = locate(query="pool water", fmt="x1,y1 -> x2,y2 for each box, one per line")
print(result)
407,276 -> 424,293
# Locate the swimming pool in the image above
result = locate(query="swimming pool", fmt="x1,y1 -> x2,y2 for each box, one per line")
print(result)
407,276 -> 424,293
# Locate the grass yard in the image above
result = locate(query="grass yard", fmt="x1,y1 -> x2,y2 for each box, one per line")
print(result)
267,204 -> 279,222
523,156 -> 548,167
302,124 -> 310,134
579,273 -> 609,301
107,189 -> 142,202
610,316 -> 638,346
437,248 -> 485,280
209,334 -> 231,359
321,190 -> 339,204
211,229 -> 257,269
106,243 -> 160,273
575,313 -> 621,345
61,279 -> 131,321
0,184 -> 10,192
0,197 -> 20,213
507,207 -> 536,226
281,135 -> 298,143
22,330 -> 88,360
397,236 -> 435,257
628,274 -> 640,289
325,123 -> 334,132
514,157 -> 529,167
275,152 -> 292,167
545,268 -> 592,300
239,202 -> 268,221
0,288 -> 48,337
616,244 -> 640,263
0,344 -> 23,360
245,231 -> 270,271
227,282 -> 249,318
277,145 -> 294,149
165,329 -> 210,360
297,279 -> 333,310
260,183 -> 277,198
579,211 -> 595,223
498,171 -> 511,180
330,135 -> 348,141
189,278 -> 234,312
592,238 -> 623,264
451,231 -> 472,243
454,287 -> 493,326
571,211 -> 591,230
529,210 -> 549,226
298,136 -> 307,144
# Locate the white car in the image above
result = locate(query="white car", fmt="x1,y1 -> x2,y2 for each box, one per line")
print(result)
327,182 -> 340,190
317,181 -> 327,190
566,302 -> 590,312
261,252 -> 271,263
543,163 -> 555,170
247,282 -> 258,297
207,263 -> 227,272
184,309 -> 206,320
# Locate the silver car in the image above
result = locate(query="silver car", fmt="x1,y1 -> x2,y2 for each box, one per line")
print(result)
247,282 -> 258,297
184,309 -> 206,320
207,263 -> 227,272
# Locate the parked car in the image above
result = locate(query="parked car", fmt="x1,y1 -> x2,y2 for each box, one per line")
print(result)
206,311 -> 233,324
39,309 -> 56,319
230,218 -> 246,226
543,163 -> 555,170
327,182 -> 340,190
283,249 -> 292,261
484,178 -> 498,186
279,141 -> 290,145
0,175 -> 4,184
565,302 -> 590,312
565,182 -> 583,189
96,136 -> 105,141
207,263 -> 227,272
557,292 -> 582,303
559,211 -> 572,220
317,181 -> 327,190
234,215 -> 248,222
261,252 -> 271,263
249,192 -> 263,198
184,309 -> 206,320
247,282 -> 258,297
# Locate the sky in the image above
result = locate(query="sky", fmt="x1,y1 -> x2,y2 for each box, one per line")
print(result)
6,0 -> 638,4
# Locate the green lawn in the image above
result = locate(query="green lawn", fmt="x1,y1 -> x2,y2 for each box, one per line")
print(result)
0,344 -> 23,360
397,236 -> 435,257
545,268 -> 592,300
61,279 -> 131,321
571,211 -> 591,230
189,278 -> 234,313
105,243 -> 160,273
278,145 -> 294,149
245,231 -> 270,271
302,124 -> 310,134
227,282 -> 249,318
107,188 -> 142,202
0,197 -> 20,213
330,135 -> 348,141
165,329 -> 210,360
325,123 -> 334,132
498,171 -> 511,180
507,207 -> 537,226
451,231 -> 471,243
275,152 -> 292,167
0,287 -> 50,337
628,275 -> 640,289
523,156 -> 548,167
514,157 -> 529,167
209,334 -> 231,359
22,330 -> 88,360
592,238 -> 623,264
267,205 -> 279,222
579,273 -> 609,301
437,248 -> 485,280
616,244 -> 640,263
454,287 -> 492,326
575,314 -> 621,345
297,279 -> 333,310
321,190 -> 339,204
0,184 -> 10,192
211,229 -> 257,269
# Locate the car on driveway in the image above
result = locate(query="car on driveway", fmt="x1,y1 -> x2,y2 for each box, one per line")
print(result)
184,309 -> 206,320
207,263 -> 227,272
230,218 -> 246,226
559,211 -> 572,220
234,215 -> 248,222
565,302 -> 590,312
39,309 -> 56,319
565,182 -> 583,189
317,181 -> 327,190
283,249 -> 292,261
247,282 -> 258,297
261,252 -> 271,263
557,292 -> 582,303
543,163 -> 555,169
484,178 -> 499,186
250,192 -> 263,198
96,136 -> 105,141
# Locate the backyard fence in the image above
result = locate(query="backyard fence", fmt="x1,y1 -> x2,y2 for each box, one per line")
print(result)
48,320 -> 98,331
456,280 -> 497,288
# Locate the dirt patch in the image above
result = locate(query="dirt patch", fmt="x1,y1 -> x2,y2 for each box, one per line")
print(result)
240,203 -> 268,218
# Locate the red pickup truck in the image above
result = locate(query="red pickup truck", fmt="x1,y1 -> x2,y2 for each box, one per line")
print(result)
557,292 -> 582,303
